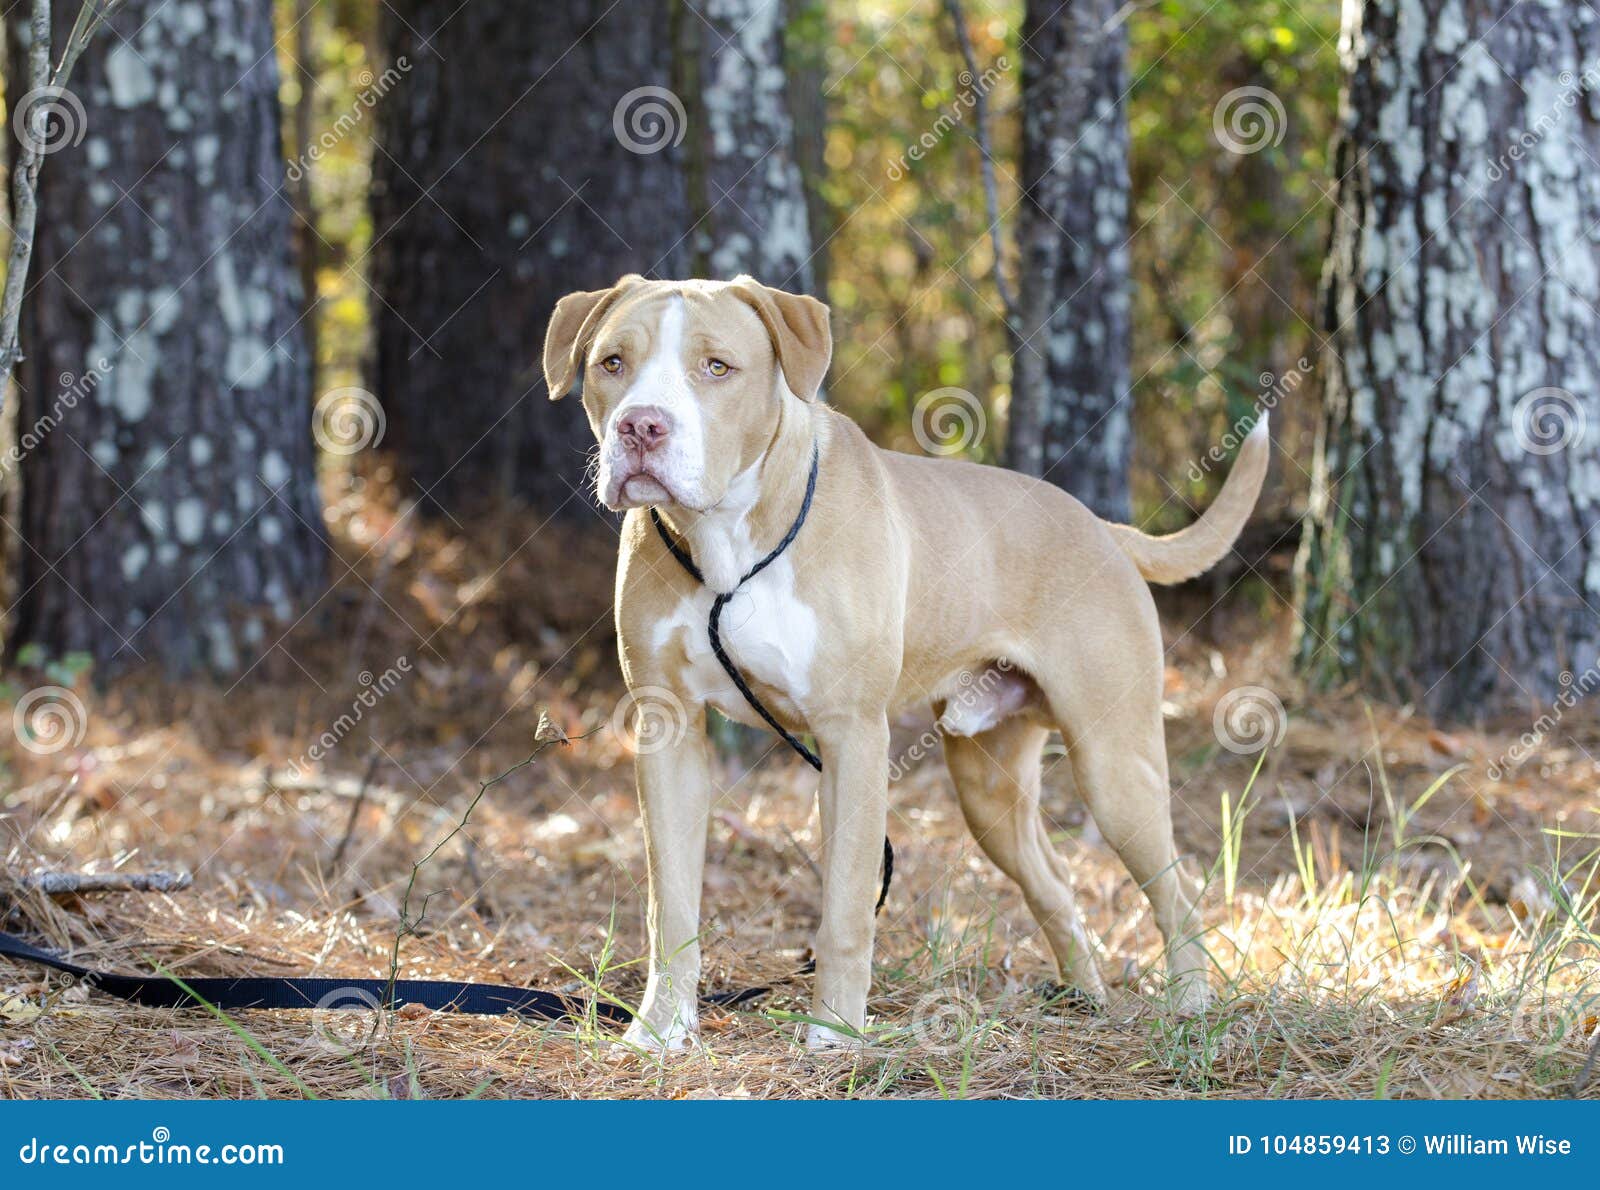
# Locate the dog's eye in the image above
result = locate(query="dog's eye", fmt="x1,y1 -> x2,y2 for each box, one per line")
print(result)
706,358 -> 731,377
600,355 -> 623,375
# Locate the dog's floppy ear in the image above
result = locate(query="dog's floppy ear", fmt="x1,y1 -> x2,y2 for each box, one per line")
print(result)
542,275 -> 642,399
730,276 -> 832,401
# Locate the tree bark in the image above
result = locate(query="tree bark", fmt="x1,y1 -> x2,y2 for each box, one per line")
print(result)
7,0 -> 324,677
1297,0 -> 1600,717
370,0 -> 691,516
289,0 -> 319,394
0,0 -> 54,387
1007,0 -> 1133,522
683,0 -> 814,292
784,0 -> 832,300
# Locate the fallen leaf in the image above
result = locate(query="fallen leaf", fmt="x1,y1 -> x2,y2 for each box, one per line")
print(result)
1436,964 -> 1480,1024
0,992 -> 42,1024
535,711 -> 568,744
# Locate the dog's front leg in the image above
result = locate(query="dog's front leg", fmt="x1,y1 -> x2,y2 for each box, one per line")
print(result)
808,713 -> 890,1050
621,718 -> 712,1052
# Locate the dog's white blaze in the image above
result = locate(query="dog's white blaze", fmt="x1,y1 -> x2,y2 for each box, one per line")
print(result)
600,297 -> 708,509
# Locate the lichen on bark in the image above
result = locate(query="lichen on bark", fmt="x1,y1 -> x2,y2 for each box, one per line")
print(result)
8,0 -> 324,676
1298,0 -> 1600,716
1007,0 -> 1133,522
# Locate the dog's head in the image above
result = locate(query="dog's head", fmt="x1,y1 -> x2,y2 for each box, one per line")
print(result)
543,275 -> 830,512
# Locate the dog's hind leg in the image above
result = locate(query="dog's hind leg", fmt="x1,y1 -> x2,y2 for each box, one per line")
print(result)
1059,713 -> 1209,1013
943,717 -> 1107,1000
1022,583 -> 1211,1014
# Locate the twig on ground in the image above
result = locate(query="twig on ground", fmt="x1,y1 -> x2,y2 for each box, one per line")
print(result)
779,823 -> 824,887
331,751 -> 382,868
21,870 -> 192,895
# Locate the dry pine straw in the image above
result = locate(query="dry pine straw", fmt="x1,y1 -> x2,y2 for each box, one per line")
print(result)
1,478 -> 1598,1100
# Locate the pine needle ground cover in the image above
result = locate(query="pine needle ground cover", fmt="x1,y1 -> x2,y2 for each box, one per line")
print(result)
2,478 -> 1595,1100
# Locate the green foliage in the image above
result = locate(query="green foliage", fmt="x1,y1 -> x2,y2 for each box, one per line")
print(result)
1126,0 -> 1339,526
274,0 -> 380,397
818,2 -> 1017,456
817,0 -> 1339,516
9,642 -> 93,689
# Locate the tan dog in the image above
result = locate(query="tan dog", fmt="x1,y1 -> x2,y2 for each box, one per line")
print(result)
543,275 -> 1268,1050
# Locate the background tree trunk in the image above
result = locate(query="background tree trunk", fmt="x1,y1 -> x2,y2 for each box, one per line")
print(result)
1007,0 -> 1132,522
370,0 -> 691,516
682,0 -> 815,292
7,0 -> 323,676
1297,0 -> 1600,717
784,0 -> 833,301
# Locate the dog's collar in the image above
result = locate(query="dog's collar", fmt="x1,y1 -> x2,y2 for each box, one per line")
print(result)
648,443 -> 819,589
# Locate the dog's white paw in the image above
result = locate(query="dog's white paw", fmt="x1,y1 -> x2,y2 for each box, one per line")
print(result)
804,1021 -> 865,1053
612,1010 -> 699,1057
1167,976 -> 1211,1017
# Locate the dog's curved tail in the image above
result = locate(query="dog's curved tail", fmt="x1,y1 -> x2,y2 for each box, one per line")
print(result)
1107,414 -> 1270,585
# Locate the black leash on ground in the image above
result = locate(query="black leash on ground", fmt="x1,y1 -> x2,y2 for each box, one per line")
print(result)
0,927 -> 766,1023
650,444 -> 894,913
0,448 -> 889,1024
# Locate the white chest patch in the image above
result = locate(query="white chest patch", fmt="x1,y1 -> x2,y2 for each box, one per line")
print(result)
651,556 -> 819,727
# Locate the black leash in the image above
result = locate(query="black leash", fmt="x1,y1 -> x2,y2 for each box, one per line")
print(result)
0,925 -> 765,1022
650,444 -> 895,913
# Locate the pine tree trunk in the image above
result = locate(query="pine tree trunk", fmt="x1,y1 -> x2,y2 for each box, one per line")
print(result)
684,0 -> 814,292
1298,0 -> 1600,717
785,0 -> 833,300
370,0 -> 691,515
7,0 -> 323,676
1008,0 -> 1132,522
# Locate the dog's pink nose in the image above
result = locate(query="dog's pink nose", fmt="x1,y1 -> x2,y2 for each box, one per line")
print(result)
617,405 -> 672,452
